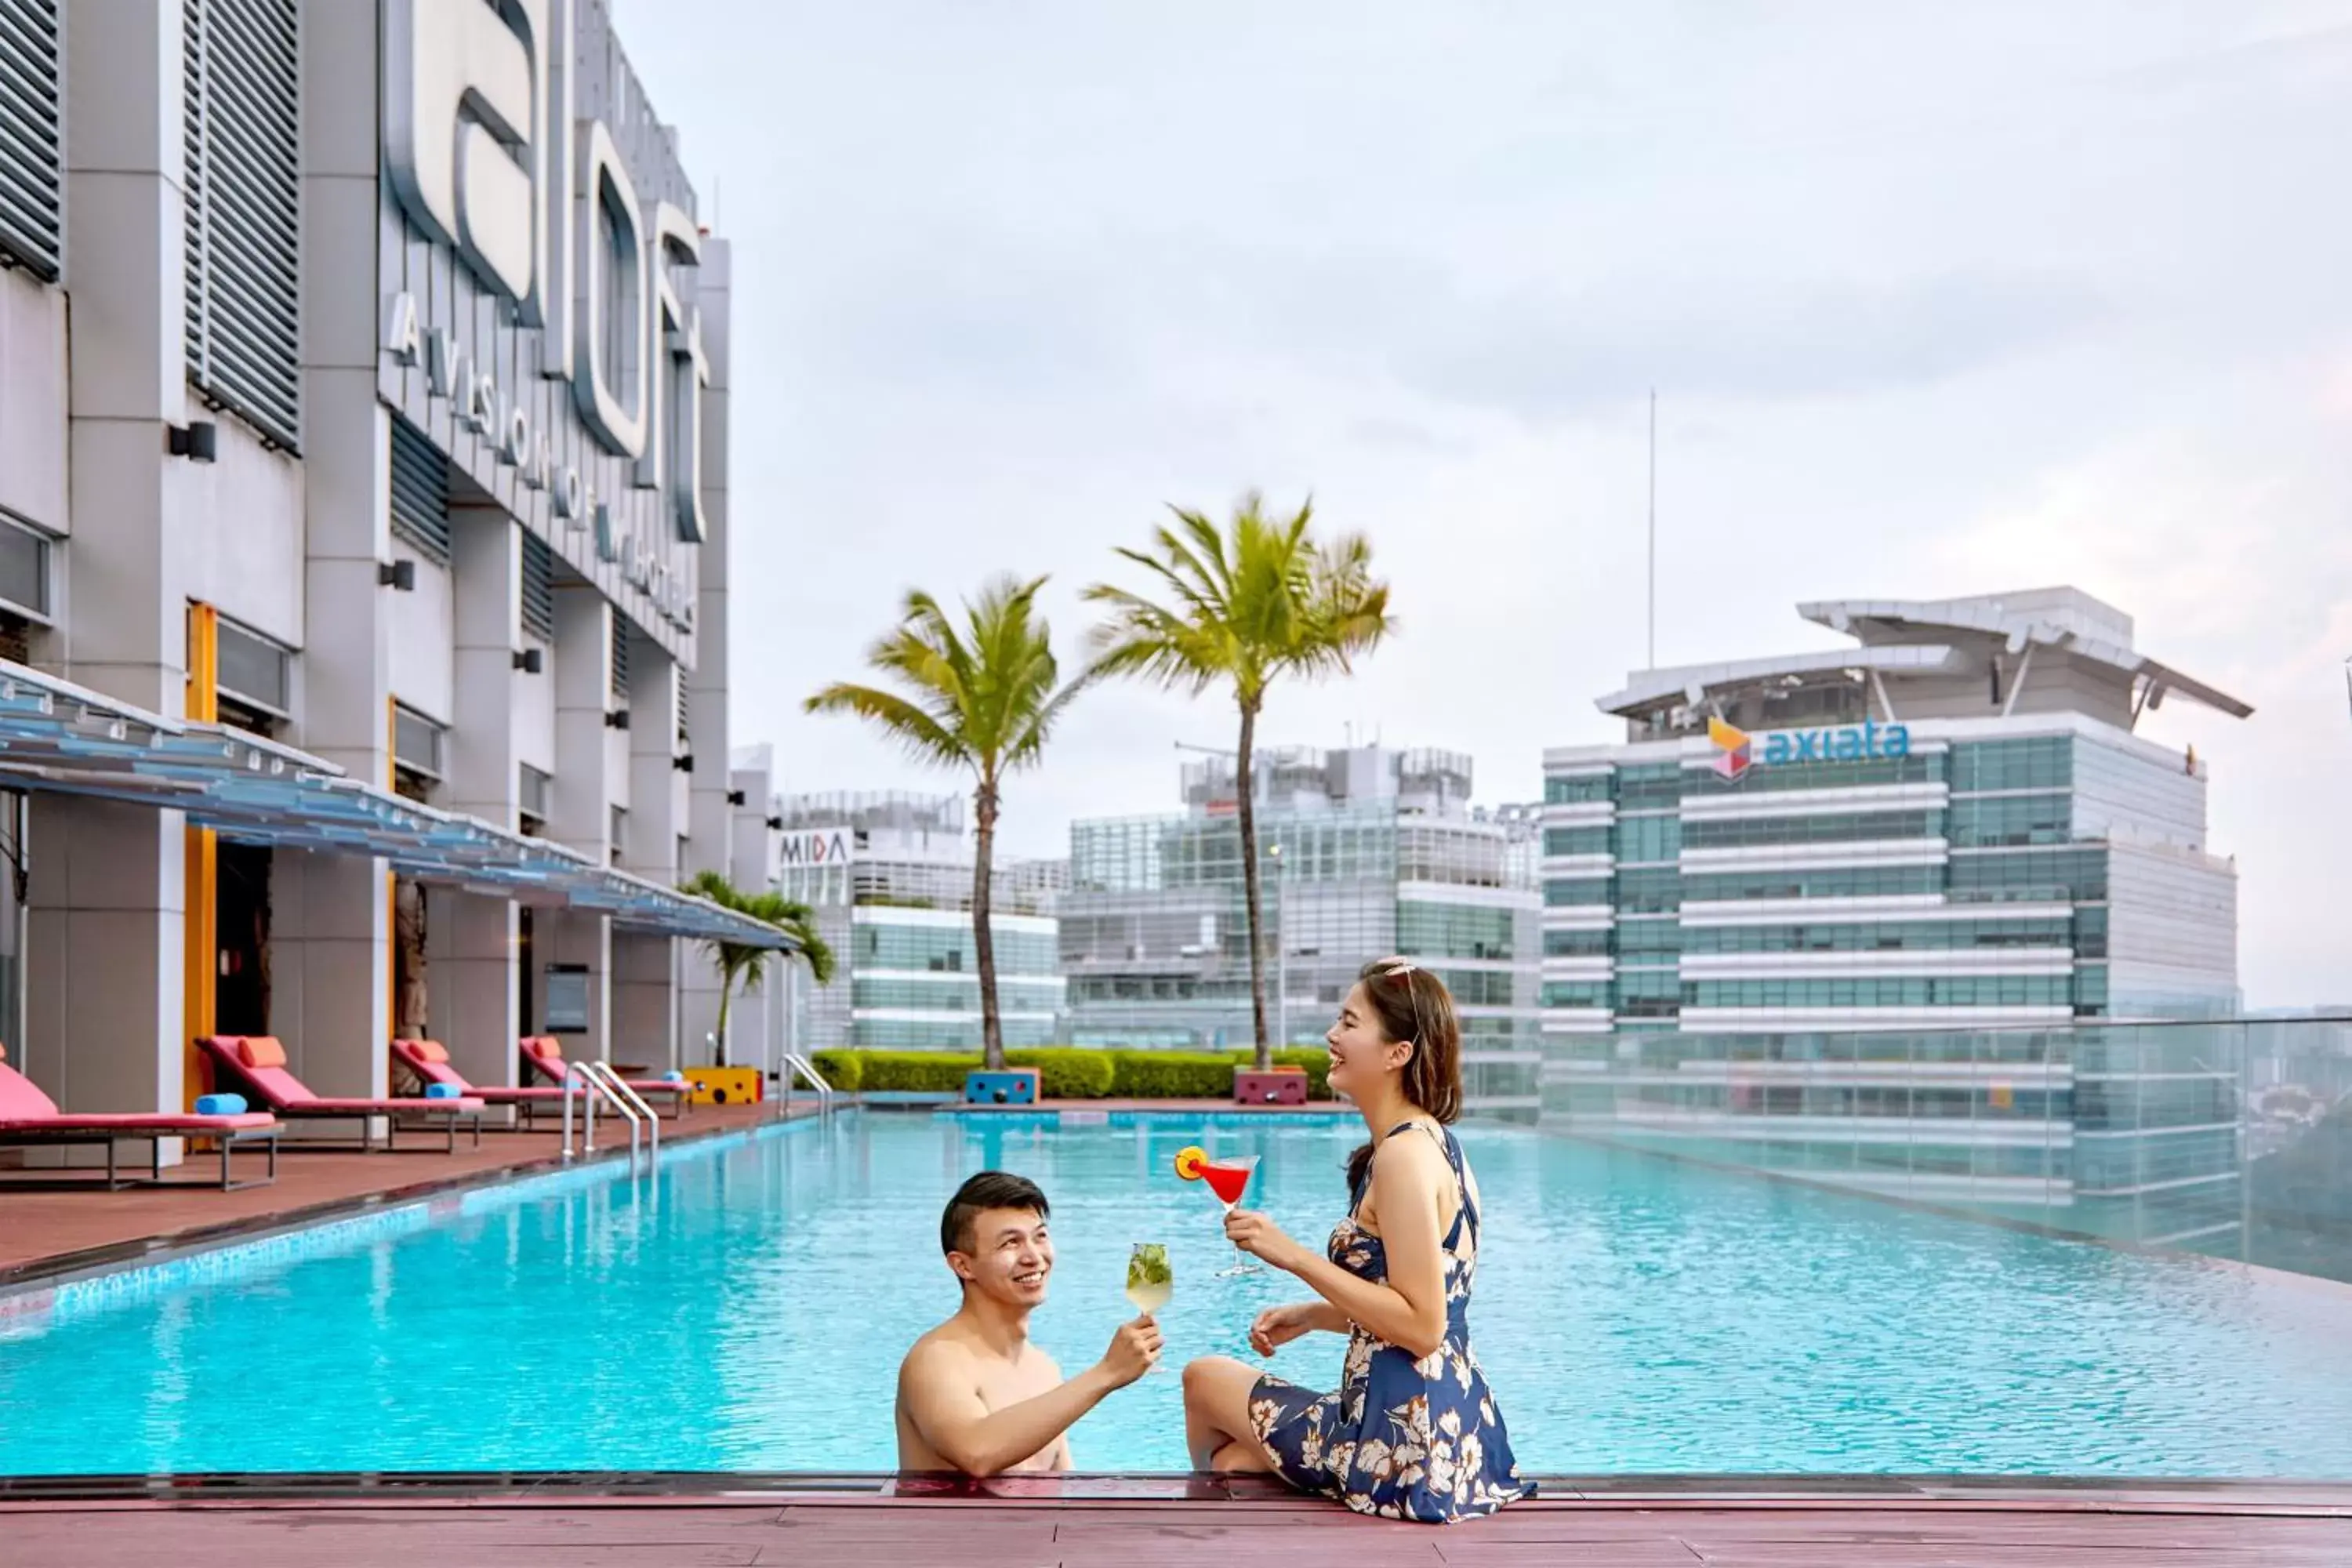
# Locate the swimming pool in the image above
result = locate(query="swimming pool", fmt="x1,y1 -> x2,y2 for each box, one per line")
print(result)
5,1111 -> 2352,1477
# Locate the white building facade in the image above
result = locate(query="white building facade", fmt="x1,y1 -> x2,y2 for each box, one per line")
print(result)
0,0 -> 768,1142
1541,589 -> 2249,1240
729,750 -> 1065,1063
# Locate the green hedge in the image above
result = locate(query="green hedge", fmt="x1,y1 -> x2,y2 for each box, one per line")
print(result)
1108,1051 -> 1232,1098
807,1047 -> 1330,1100
1009,1048 -> 1119,1099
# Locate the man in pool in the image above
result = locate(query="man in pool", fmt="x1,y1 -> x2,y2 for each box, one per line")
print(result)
896,1171 -> 1162,1475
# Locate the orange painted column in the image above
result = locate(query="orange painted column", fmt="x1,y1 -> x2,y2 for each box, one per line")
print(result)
387,698 -> 398,1051
182,603 -> 219,1109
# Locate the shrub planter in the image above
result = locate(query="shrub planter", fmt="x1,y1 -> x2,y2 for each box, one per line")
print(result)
1233,1066 -> 1309,1106
814,1048 -> 1330,1102
964,1068 -> 1041,1106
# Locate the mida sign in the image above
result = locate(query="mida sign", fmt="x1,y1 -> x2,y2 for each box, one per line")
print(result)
776,829 -> 854,869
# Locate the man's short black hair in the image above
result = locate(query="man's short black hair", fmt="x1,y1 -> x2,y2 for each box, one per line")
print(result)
942,1171 -> 1050,1255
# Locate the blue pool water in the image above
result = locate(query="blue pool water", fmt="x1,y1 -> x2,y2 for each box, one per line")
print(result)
5,1112 -> 2352,1477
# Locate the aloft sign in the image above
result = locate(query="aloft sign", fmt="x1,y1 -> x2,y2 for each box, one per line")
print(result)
380,0 -> 710,563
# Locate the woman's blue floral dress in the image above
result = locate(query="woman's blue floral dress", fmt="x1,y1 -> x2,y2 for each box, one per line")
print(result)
1247,1121 -> 1533,1523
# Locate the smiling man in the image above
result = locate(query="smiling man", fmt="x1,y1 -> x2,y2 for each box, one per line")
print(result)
895,1171 -> 1162,1475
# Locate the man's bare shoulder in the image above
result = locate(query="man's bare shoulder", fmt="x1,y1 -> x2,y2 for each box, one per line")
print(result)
900,1321 -> 980,1381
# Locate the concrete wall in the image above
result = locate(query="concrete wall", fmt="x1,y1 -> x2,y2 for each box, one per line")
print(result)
0,269 -> 69,538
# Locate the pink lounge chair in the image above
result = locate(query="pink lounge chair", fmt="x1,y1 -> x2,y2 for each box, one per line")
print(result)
391,1038 -> 575,1130
198,1035 -> 485,1153
0,1042 -> 280,1191
519,1036 -> 693,1117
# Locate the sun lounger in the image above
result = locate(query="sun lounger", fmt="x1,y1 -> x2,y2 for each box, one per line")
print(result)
391,1038 -> 575,1130
198,1035 -> 485,1153
518,1036 -> 693,1116
0,1043 -> 280,1190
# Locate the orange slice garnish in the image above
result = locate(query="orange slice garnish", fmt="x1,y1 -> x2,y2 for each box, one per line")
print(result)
1173,1145 -> 1207,1181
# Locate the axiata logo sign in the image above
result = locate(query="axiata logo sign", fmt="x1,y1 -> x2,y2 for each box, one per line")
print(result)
381,0 -> 710,550
1708,715 -> 1911,782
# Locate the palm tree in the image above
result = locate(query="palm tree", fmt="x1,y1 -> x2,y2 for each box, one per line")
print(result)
682,869 -> 834,1068
804,575 -> 1089,1071
1084,494 -> 1392,1068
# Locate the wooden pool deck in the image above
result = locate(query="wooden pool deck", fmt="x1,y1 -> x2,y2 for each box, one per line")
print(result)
6,1475 -> 2352,1566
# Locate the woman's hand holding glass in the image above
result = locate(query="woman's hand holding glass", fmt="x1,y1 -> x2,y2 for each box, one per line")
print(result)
1223,1208 -> 1305,1273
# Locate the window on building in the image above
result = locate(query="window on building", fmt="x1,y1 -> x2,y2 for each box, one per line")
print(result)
1543,826 -> 1610,857
1543,772 -> 1613,804
1949,793 -> 2072,848
0,0 -> 64,281
1616,764 -> 1684,809
214,615 -> 290,717
0,514 -> 50,618
1682,809 -> 1943,851
1950,736 -> 2073,793
1544,877 -> 1612,907
1683,749 -> 1945,796
518,764 -> 551,833
611,627 -> 630,701
610,804 -> 626,865
1542,927 -> 1610,956
1614,917 -> 1682,956
1612,814 -> 1681,863
1683,864 -> 1944,902
1618,866 -> 1682,914
521,531 -> 556,642
390,419 -> 452,564
183,0 -> 302,451
1615,968 -> 1682,1018
392,704 -> 443,798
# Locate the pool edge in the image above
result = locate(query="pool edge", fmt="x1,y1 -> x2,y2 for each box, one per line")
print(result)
2,1469 -> 2350,1512
0,1105 -> 841,1301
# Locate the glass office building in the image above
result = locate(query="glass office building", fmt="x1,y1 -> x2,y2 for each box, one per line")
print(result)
729,754 -> 1063,1057
1062,746 -> 1542,1112
1542,589 -> 2251,1243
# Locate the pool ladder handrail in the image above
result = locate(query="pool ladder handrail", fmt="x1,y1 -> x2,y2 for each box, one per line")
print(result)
558,1060 -> 659,1169
779,1052 -> 837,1119
583,1060 -> 660,1169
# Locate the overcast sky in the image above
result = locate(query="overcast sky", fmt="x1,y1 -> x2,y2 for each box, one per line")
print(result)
620,2 -> 2352,1007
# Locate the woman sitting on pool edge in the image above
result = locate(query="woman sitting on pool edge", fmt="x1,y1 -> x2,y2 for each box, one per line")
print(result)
1180,957 -> 1534,1523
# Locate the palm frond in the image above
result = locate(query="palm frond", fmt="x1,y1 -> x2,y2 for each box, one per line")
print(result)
1087,491 -> 1396,702
802,681 -> 972,770
807,573 -> 1079,790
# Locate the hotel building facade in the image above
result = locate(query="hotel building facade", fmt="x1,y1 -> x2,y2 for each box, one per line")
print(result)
0,0 -> 779,1148
1541,590 -> 2249,1243
1060,745 -> 1544,1113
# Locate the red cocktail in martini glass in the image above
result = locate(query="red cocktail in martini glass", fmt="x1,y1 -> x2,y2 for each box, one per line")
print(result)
1201,1154 -> 1262,1276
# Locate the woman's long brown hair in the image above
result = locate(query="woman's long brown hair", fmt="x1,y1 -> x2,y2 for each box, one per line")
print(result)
1343,956 -> 1463,1196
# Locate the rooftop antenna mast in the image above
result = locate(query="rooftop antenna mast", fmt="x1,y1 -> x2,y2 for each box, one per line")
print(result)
1646,388 -> 1657,670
